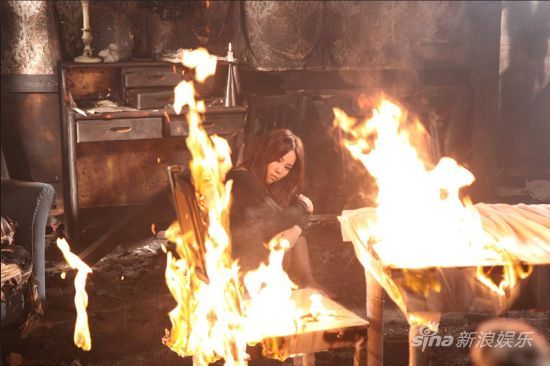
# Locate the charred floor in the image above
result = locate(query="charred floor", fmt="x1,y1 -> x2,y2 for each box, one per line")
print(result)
2,219 -> 549,366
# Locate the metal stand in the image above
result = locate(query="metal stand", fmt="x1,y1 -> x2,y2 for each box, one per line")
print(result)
223,43 -> 238,107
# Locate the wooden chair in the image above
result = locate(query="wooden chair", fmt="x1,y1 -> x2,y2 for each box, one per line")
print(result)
167,165 -> 368,365
243,91 -> 309,162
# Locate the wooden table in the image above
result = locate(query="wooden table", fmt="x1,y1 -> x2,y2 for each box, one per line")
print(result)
339,205 -> 550,366
247,288 -> 369,366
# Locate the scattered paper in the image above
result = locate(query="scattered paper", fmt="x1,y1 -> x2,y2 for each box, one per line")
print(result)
85,100 -> 138,114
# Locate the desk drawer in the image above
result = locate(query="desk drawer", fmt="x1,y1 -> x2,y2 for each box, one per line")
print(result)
169,114 -> 244,137
126,88 -> 174,110
77,118 -> 163,143
123,68 -> 181,88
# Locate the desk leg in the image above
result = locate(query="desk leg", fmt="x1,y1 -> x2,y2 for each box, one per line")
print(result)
293,354 -> 315,366
409,325 -> 430,366
59,67 -> 79,244
66,112 -> 79,243
366,272 -> 384,366
354,334 -> 368,366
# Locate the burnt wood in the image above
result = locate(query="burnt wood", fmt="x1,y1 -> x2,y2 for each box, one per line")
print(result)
168,166 -> 208,281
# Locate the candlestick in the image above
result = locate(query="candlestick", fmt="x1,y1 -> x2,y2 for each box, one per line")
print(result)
227,42 -> 235,63
82,0 -> 90,29
74,0 -> 101,63
224,43 -> 237,107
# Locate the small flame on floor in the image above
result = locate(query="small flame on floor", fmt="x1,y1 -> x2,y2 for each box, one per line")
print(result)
56,238 -> 92,351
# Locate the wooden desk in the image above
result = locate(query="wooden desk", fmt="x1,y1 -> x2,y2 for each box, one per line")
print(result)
58,62 -> 246,243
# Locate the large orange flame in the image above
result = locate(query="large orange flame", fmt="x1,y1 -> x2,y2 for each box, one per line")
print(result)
56,238 -> 93,351
335,97 -> 548,327
164,54 -> 247,365
243,238 -> 299,343
164,48 -> 332,365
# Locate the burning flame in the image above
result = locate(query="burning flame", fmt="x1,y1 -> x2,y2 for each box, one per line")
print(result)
164,51 -> 247,365
56,238 -> 92,351
164,48 -> 329,365
335,97 -> 545,326
181,48 -> 218,83
243,238 -> 299,343
334,100 -> 492,268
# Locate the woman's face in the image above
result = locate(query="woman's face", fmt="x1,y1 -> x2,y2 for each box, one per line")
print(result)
265,150 -> 296,184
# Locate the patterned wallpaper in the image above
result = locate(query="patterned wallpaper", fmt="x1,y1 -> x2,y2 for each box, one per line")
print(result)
1,1 -> 61,75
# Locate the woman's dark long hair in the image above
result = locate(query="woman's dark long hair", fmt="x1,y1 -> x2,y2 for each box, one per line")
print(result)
244,129 -> 305,207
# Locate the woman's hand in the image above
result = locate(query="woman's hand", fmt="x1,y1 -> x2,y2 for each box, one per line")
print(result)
298,194 -> 314,213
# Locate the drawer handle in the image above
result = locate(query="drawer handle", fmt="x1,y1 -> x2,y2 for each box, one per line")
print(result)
203,121 -> 215,128
146,74 -> 166,80
110,126 -> 133,133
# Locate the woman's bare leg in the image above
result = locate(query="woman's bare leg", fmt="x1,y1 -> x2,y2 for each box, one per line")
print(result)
288,236 -> 318,287
285,236 -> 335,298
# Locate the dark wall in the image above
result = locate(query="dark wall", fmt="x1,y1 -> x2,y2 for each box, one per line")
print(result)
230,2 -> 494,205
0,0 -> 491,212
49,1 -> 474,71
53,1 -> 209,61
1,1 -> 63,208
232,1 -> 472,71
498,1 -> 550,179
2,1 -> 548,211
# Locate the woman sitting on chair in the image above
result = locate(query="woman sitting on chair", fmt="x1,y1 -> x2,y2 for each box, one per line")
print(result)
228,128 -> 323,292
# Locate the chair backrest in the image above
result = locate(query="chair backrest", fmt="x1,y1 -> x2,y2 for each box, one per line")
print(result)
245,91 -> 308,137
243,91 -> 310,165
167,165 -> 208,281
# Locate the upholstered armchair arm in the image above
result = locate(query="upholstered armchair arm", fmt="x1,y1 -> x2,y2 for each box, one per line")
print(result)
1,179 -> 55,304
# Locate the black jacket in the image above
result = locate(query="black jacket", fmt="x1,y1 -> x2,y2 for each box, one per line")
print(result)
227,169 -> 307,272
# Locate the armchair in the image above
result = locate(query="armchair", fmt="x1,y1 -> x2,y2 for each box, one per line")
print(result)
1,179 -> 55,327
